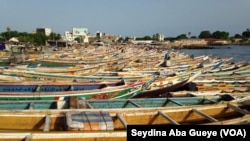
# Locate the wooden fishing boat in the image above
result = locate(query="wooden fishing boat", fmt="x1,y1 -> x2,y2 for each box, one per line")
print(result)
0,83 -> 140,101
133,70 -> 201,98
73,95 -> 233,109
0,75 -> 157,101
133,74 -> 190,98
195,73 -> 250,81
0,100 -> 68,110
0,74 -> 30,82
0,79 -> 125,92
0,95 -> 231,110
0,51 -> 13,67
169,90 -> 224,97
93,70 -> 160,77
0,98 -> 249,141
169,89 -> 249,95
200,62 -> 250,77
12,64 -> 104,75
1,68 -> 154,82
192,80 -> 250,92
35,54 -> 132,66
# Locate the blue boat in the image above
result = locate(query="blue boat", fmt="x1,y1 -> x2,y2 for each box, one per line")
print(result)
0,95 -> 231,110
0,100 -> 67,110
0,80 -> 125,92
76,96 -> 229,109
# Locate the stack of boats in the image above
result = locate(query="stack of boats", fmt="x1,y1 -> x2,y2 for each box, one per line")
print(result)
0,45 -> 249,141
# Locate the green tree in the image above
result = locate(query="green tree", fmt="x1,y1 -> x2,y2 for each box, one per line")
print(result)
18,32 -> 34,43
234,34 -> 242,38
136,36 -> 151,40
0,30 -> 62,45
176,34 -> 188,39
152,33 -> 160,41
198,31 -> 212,38
49,32 -> 61,40
164,37 -> 175,42
143,35 -> 151,40
33,33 -> 49,45
242,28 -> 250,38
212,31 -> 229,39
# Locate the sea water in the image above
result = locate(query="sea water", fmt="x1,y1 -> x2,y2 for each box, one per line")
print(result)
176,45 -> 250,63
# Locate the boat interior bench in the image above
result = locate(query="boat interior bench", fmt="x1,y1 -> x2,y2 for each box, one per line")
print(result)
66,111 -> 114,131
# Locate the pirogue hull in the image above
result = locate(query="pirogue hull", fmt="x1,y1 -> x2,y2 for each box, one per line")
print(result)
0,100 -> 249,141
0,96 -> 228,110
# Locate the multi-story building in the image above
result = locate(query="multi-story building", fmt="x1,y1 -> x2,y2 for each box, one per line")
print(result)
63,27 -> 89,43
36,28 -> 52,36
64,31 -> 74,41
72,28 -> 88,39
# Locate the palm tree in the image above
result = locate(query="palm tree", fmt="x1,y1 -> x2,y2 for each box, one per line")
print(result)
6,27 -> 11,40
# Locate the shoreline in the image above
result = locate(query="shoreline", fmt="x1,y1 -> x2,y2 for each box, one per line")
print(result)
147,43 -> 250,50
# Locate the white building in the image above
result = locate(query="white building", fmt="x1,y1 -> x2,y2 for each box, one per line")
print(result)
72,28 -> 88,39
36,28 -> 52,36
157,34 -> 165,41
63,31 -> 74,41
63,27 -> 89,43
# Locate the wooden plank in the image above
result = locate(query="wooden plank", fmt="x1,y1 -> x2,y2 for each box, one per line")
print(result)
86,101 -> 94,109
192,108 -> 218,122
43,115 -> 51,132
29,102 -> 34,110
101,111 -> 114,130
122,101 -> 129,108
57,100 -> 68,109
116,114 -> 127,129
70,85 -> 74,91
35,85 -> 41,92
25,135 -> 32,141
168,99 -> 184,106
69,96 -> 77,108
158,111 -> 180,125
128,100 -> 142,108
76,99 -> 86,109
227,103 -> 249,115
203,98 -> 217,104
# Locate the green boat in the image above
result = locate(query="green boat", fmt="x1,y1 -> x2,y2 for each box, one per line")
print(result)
0,75 -> 157,101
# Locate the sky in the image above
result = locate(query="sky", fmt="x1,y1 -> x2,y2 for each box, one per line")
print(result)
1,0 -> 250,37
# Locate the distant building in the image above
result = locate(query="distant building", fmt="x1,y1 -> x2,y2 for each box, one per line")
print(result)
62,27 -> 89,43
93,31 -> 119,44
72,28 -> 88,38
157,34 -> 164,41
36,28 -> 52,36
96,31 -> 103,40
63,31 -> 74,41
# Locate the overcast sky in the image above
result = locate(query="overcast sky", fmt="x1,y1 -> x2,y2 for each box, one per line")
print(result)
1,0 -> 250,37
